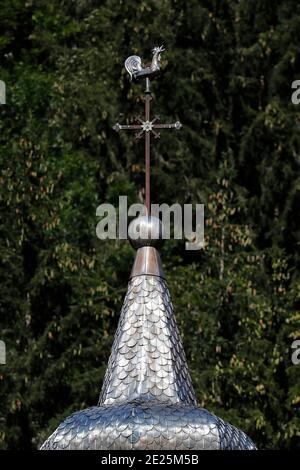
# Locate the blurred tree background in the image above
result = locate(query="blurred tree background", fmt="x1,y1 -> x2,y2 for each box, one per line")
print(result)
0,0 -> 300,449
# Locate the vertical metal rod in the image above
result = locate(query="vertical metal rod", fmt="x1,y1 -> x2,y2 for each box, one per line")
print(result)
145,78 -> 151,215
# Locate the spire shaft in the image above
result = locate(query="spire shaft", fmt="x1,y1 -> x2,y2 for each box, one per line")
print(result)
98,246 -> 197,406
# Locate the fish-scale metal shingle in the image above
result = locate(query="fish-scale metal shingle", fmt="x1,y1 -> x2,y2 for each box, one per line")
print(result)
41,239 -> 256,450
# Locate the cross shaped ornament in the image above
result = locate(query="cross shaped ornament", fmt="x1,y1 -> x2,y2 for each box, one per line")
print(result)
113,48 -> 181,215
113,115 -> 181,140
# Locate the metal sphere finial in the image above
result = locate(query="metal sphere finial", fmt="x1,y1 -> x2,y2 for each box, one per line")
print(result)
128,215 -> 164,250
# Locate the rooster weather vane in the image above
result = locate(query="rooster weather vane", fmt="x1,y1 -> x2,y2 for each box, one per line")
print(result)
125,45 -> 165,81
113,46 -> 181,215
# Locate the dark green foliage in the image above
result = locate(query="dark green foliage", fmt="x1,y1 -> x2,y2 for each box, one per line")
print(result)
0,0 -> 299,449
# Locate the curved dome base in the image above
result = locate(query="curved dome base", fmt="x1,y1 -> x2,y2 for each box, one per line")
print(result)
41,400 -> 256,450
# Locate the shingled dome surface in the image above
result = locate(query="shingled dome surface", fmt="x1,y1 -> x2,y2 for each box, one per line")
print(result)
41,219 -> 256,450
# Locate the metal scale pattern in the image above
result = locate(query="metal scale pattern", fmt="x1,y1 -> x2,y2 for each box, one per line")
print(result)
41,237 -> 256,450
98,275 -> 196,406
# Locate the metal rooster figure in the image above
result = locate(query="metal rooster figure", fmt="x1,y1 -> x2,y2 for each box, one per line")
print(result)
125,45 -> 165,81
40,47 -> 256,450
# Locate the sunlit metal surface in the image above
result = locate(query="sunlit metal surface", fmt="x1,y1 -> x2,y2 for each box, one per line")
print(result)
98,274 -> 196,406
40,401 -> 254,450
41,242 -> 256,450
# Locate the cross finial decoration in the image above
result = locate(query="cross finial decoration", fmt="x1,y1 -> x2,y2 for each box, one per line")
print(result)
113,47 -> 181,215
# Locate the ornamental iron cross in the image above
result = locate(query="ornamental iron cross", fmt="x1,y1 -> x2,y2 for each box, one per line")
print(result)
113,47 -> 181,214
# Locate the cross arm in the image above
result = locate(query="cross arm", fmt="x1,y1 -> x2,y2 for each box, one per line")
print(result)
152,121 -> 182,130
113,123 -> 143,132
149,117 -> 182,138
